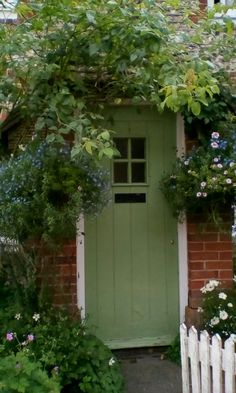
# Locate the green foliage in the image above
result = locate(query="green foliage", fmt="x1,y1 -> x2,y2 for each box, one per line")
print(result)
165,334 -> 181,365
160,130 -> 236,223
0,0 -> 235,161
0,310 -> 124,393
200,278 -> 236,338
0,351 -> 61,393
0,139 -> 110,244
0,247 -> 39,313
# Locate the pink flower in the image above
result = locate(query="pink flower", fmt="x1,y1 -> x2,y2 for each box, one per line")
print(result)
6,332 -> 14,342
211,132 -> 220,139
27,334 -> 34,342
211,142 -> 219,149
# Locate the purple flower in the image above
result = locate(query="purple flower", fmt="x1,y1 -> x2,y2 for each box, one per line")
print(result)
6,332 -> 14,342
27,334 -> 34,342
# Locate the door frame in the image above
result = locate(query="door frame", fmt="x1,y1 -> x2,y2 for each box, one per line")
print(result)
77,112 -> 188,323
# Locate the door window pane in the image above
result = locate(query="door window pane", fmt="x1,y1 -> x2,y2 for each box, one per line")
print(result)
131,138 -> 145,159
114,162 -> 128,183
131,163 -> 145,183
114,138 -> 128,159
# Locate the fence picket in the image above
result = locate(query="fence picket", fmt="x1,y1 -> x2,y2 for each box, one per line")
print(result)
180,324 -> 190,393
199,330 -> 211,393
189,326 -> 201,393
211,334 -> 222,393
224,337 -> 235,393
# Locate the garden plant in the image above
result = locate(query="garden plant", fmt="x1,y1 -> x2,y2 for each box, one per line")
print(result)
199,277 -> 236,339
0,308 -> 124,393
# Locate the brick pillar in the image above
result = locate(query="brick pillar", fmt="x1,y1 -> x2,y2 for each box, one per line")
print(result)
185,217 -> 233,327
38,239 -> 77,313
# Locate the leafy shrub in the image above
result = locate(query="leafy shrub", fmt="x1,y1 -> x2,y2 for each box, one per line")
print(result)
0,309 -> 124,393
199,277 -> 236,338
0,351 -> 61,393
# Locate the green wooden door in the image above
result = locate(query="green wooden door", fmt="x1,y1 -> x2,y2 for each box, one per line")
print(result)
85,106 -> 179,349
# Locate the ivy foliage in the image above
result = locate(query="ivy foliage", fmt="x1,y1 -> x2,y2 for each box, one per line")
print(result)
0,0 -> 235,159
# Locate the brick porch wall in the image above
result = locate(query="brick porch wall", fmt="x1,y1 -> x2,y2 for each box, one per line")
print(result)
185,216 -> 233,327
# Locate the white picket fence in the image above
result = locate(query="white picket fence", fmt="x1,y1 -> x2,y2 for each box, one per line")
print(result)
180,324 -> 236,393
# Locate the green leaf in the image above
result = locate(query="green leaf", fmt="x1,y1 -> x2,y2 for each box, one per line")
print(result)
100,131 -> 110,141
86,10 -> 96,25
100,147 -> 114,159
89,43 -> 100,56
190,101 -> 201,116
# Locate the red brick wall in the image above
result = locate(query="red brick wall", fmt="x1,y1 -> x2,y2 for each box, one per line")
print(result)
186,217 -> 233,326
38,239 -> 77,312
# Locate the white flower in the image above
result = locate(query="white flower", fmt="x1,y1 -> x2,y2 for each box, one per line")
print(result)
217,163 -> 223,169
213,157 -> 219,163
210,317 -> 220,326
18,144 -> 26,151
200,182 -> 206,188
184,160 -> 189,166
14,313 -> 21,320
196,192 -> 202,197
211,132 -> 220,139
233,275 -> 236,283
219,292 -> 227,300
226,178 -> 232,184
227,303 -> 233,308
32,313 -> 40,322
201,280 -> 220,293
229,162 -> 235,168
219,310 -> 228,320
212,177 -> 217,181
109,357 -> 116,366
224,170 -> 228,175
197,307 -> 203,313
202,192 -> 207,197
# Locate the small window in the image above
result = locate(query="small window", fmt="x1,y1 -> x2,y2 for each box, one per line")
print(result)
208,0 -> 236,21
0,0 -> 17,22
113,137 -> 146,184
209,0 -> 236,5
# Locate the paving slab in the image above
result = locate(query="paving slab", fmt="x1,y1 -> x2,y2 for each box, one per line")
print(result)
115,348 -> 182,393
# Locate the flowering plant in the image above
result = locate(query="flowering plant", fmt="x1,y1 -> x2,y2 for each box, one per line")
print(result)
0,309 -> 124,393
160,131 -> 236,222
199,277 -> 236,338
0,139 -> 110,244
